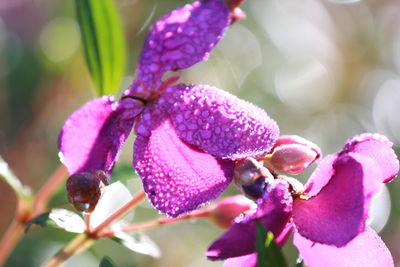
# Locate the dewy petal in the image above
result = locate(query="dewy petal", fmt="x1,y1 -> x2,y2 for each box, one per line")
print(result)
131,0 -> 230,96
58,96 -> 143,177
223,253 -> 257,267
341,133 -> 399,183
161,84 -> 279,160
207,180 -> 292,260
292,153 -> 383,247
133,118 -> 233,217
293,228 -> 394,267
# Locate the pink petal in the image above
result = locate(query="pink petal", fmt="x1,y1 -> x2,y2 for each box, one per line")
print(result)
129,0 -> 230,96
293,228 -> 394,267
160,84 -> 279,160
206,219 -> 258,260
341,133 -> 399,183
292,153 -> 382,247
133,118 -> 233,217
207,180 -> 292,260
223,254 -> 257,267
58,97 -> 143,176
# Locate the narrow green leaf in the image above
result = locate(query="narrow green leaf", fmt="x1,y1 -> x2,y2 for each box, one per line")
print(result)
26,209 -> 85,233
75,0 -> 126,96
99,256 -> 116,267
0,155 -> 32,200
256,221 -> 288,267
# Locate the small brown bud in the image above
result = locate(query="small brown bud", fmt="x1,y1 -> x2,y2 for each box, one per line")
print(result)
66,170 -> 107,212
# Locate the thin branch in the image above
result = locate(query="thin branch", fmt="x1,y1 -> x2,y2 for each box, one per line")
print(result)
90,189 -> 146,237
100,209 -> 211,238
33,165 -> 68,214
41,234 -> 94,267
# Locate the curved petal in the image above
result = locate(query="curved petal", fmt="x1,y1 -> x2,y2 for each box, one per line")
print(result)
341,133 -> 399,183
133,118 -> 233,217
293,228 -> 394,267
160,84 -> 279,160
129,0 -> 230,96
293,153 -> 382,247
223,254 -> 257,267
58,97 -> 143,177
207,180 -> 292,260
207,219 -> 258,260
303,154 -> 338,197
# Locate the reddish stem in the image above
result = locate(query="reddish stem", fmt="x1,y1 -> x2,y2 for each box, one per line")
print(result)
90,190 -> 146,237
33,165 -> 68,214
100,209 -> 211,238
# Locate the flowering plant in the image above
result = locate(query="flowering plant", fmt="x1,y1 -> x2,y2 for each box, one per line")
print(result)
0,0 -> 398,266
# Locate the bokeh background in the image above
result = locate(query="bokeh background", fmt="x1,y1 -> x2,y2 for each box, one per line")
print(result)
1,0 -> 400,266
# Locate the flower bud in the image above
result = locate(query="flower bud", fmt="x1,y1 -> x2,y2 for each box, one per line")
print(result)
263,135 -> 321,175
209,195 -> 254,228
66,170 -> 107,212
233,158 -> 274,200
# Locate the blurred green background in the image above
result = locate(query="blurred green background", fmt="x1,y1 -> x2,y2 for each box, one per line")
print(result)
0,0 -> 400,266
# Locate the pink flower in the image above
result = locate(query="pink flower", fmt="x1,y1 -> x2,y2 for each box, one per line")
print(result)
207,133 -> 399,267
58,0 -> 279,216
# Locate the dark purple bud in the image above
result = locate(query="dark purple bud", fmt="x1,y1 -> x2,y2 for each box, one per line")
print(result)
66,170 -> 108,212
233,158 -> 274,200
241,178 -> 269,200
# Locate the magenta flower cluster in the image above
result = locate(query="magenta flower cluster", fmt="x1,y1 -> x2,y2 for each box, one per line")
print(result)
58,0 -> 399,266
208,133 -> 399,267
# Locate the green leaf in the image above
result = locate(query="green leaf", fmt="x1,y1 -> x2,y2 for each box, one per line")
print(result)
111,232 -> 161,258
256,221 -> 288,267
0,155 -> 32,200
26,209 -> 85,233
75,0 -> 126,96
112,164 -> 139,182
99,256 -> 116,267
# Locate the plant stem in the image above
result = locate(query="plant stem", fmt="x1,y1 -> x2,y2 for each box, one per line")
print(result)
42,190 -> 147,266
42,234 -> 94,267
100,209 -> 211,238
33,165 -> 68,214
0,164 -> 67,266
0,216 -> 25,265
90,189 -> 146,237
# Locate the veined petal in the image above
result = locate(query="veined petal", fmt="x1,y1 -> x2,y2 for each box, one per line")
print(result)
293,153 -> 382,247
161,84 -> 279,160
341,133 -> 399,183
58,96 -> 143,177
293,228 -> 394,267
207,180 -> 292,260
223,253 -> 257,267
133,118 -> 233,217
129,0 -> 230,96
